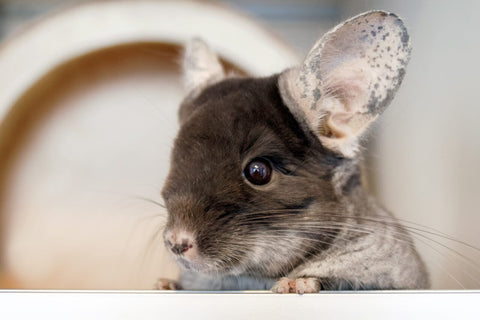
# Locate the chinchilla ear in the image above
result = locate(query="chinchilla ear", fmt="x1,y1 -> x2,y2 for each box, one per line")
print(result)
278,11 -> 411,158
183,38 -> 225,96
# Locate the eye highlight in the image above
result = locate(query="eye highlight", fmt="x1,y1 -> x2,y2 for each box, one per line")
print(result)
243,158 -> 272,185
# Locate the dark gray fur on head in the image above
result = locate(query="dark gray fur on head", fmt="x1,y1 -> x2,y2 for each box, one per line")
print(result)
160,11 -> 429,292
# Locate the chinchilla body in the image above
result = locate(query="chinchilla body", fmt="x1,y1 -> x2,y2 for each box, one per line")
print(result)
159,11 -> 429,293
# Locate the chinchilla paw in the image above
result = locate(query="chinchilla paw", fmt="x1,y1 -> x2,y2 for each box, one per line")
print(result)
154,278 -> 181,290
271,277 -> 320,294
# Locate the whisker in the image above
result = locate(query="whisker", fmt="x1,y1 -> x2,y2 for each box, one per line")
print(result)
130,195 -> 167,209
411,235 -> 469,289
231,209 -> 480,254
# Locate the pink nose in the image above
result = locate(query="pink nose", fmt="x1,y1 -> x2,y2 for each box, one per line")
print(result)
165,230 -> 194,255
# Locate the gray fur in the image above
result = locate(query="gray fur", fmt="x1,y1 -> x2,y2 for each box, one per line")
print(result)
180,272 -> 276,291
159,11 -> 429,292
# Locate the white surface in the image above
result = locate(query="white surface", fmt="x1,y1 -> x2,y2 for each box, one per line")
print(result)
0,290 -> 479,319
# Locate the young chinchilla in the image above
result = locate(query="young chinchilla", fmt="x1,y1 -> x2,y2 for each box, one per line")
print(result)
157,11 -> 429,293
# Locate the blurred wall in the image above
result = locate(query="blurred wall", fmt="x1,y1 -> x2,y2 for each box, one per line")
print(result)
0,0 -> 339,52
1,0 -> 479,289
342,0 -> 480,289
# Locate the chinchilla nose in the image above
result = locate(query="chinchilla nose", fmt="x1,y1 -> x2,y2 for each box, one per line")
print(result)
165,230 -> 194,255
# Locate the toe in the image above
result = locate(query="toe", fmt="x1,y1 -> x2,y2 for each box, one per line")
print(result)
154,278 -> 179,290
271,277 -> 292,294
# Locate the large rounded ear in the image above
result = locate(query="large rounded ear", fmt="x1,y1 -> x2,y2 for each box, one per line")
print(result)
183,38 -> 225,96
279,11 -> 411,158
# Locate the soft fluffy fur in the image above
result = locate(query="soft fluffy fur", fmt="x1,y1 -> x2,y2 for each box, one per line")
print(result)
160,11 -> 429,292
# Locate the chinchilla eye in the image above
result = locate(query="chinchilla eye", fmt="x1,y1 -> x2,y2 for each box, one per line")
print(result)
243,158 -> 272,185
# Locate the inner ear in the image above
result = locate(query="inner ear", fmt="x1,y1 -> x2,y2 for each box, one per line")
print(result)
279,11 -> 411,158
183,38 -> 225,96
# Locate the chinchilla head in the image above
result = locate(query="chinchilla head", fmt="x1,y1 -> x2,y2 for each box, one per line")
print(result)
161,11 -> 411,277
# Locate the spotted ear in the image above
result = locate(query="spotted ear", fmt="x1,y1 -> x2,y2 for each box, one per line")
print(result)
183,38 -> 225,96
279,11 -> 411,158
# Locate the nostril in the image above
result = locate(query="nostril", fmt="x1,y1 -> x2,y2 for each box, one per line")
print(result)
165,230 -> 195,255
171,242 -> 193,255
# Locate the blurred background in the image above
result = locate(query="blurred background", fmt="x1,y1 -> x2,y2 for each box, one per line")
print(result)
0,0 -> 479,290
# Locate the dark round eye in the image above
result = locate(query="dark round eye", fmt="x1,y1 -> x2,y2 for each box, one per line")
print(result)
243,158 -> 272,185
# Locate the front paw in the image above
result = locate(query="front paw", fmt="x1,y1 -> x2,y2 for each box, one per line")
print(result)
154,278 -> 181,290
271,277 -> 320,294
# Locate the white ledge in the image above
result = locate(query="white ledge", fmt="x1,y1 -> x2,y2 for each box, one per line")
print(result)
0,290 -> 479,319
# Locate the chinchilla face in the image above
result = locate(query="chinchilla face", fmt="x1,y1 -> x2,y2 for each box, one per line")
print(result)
162,11 -> 411,278
162,75 -> 349,277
